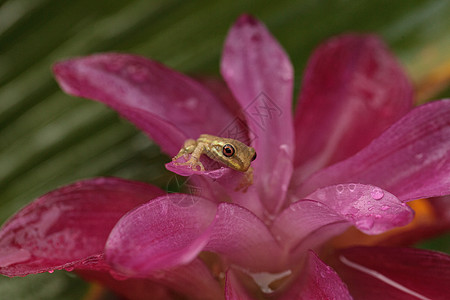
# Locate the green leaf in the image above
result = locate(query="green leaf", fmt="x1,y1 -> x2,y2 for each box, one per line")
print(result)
1,0 -> 450,298
0,271 -> 89,300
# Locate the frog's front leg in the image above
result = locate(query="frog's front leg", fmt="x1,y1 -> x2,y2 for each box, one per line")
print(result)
235,167 -> 253,192
172,139 -> 206,171
172,139 -> 197,161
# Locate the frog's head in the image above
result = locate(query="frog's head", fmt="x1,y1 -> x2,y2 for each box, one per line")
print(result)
209,137 -> 256,172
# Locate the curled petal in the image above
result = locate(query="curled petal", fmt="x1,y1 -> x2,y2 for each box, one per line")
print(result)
294,34 -> 413,180
53,54 -> 241,156
166,155 -> 234,180
279,251 -> 351,300
105,194 -> 218,275
106,195 -> 284,276
298,100 -> 450,201
0,178 -> 164,277
335,246 -> 450,300
307,184 -> 414,234
273,184 -> 413,259
221,15 -> 294,213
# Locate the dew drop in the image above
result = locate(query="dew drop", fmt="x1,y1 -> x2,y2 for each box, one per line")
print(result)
65,267 -> 74,272
381,205 -> 390,211
336,184 -> 344,194
348,183 -> 356,192
48,270 -> 54,274
355,218 -> 374,231
371,188 -> 384,200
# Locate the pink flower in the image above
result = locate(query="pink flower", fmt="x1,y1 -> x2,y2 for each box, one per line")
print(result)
1,14 -> 450,299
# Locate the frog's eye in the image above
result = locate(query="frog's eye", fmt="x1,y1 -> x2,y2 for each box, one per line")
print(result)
222,144 -> 235,157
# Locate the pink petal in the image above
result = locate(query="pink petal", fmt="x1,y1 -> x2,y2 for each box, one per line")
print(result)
294,35 -> 413,181
371,196 -> 450,247
105,194 -> 218,275
279,251 -> 352,300
106,195 -> 284,275
166,156 -> 254,201
53,54 -> 242,156
273,184 -> 413,260
272,200 -> 349,257
335,246 -> 450,299
221,15 -> 295,213
0,178 -> 164,277
204,203 -> 284,272
307,184 -> 414,234
166,155 -> 233,180
298,99 -> 450,201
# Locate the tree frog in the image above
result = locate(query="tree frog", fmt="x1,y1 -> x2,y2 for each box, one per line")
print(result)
172,134 -> 257,190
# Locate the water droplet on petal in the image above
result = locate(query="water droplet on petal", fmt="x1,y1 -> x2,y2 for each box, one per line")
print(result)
65,267 -> 74,272
355,218 -> 374,231
336,184 -> 344,194
371,188 -> 384,200
48,270 -> 54,274
381,205 -> 390,211
348,183 -> 356,192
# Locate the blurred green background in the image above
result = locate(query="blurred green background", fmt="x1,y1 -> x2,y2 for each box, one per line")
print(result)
1,0 -> 449,298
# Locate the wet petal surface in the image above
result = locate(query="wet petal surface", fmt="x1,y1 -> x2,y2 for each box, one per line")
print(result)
0,178 -> 164,277
54,54 -> 241,156
273,184 -> 413,260
298,100 -> 450,201
106,195 -> 284,275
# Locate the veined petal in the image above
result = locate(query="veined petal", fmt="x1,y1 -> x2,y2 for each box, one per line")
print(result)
105,194 -> 218,275
298,100 -> 450,201
0,178 -> 164,277
335,246 -> 450,300
53,54 -> 242,156
294,35 -> 413,181
273,184 -> 413,259
221,15 -> 295,214
106,195 -> 284,276
279,251 -> 351,300
307,184 -> 414,234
